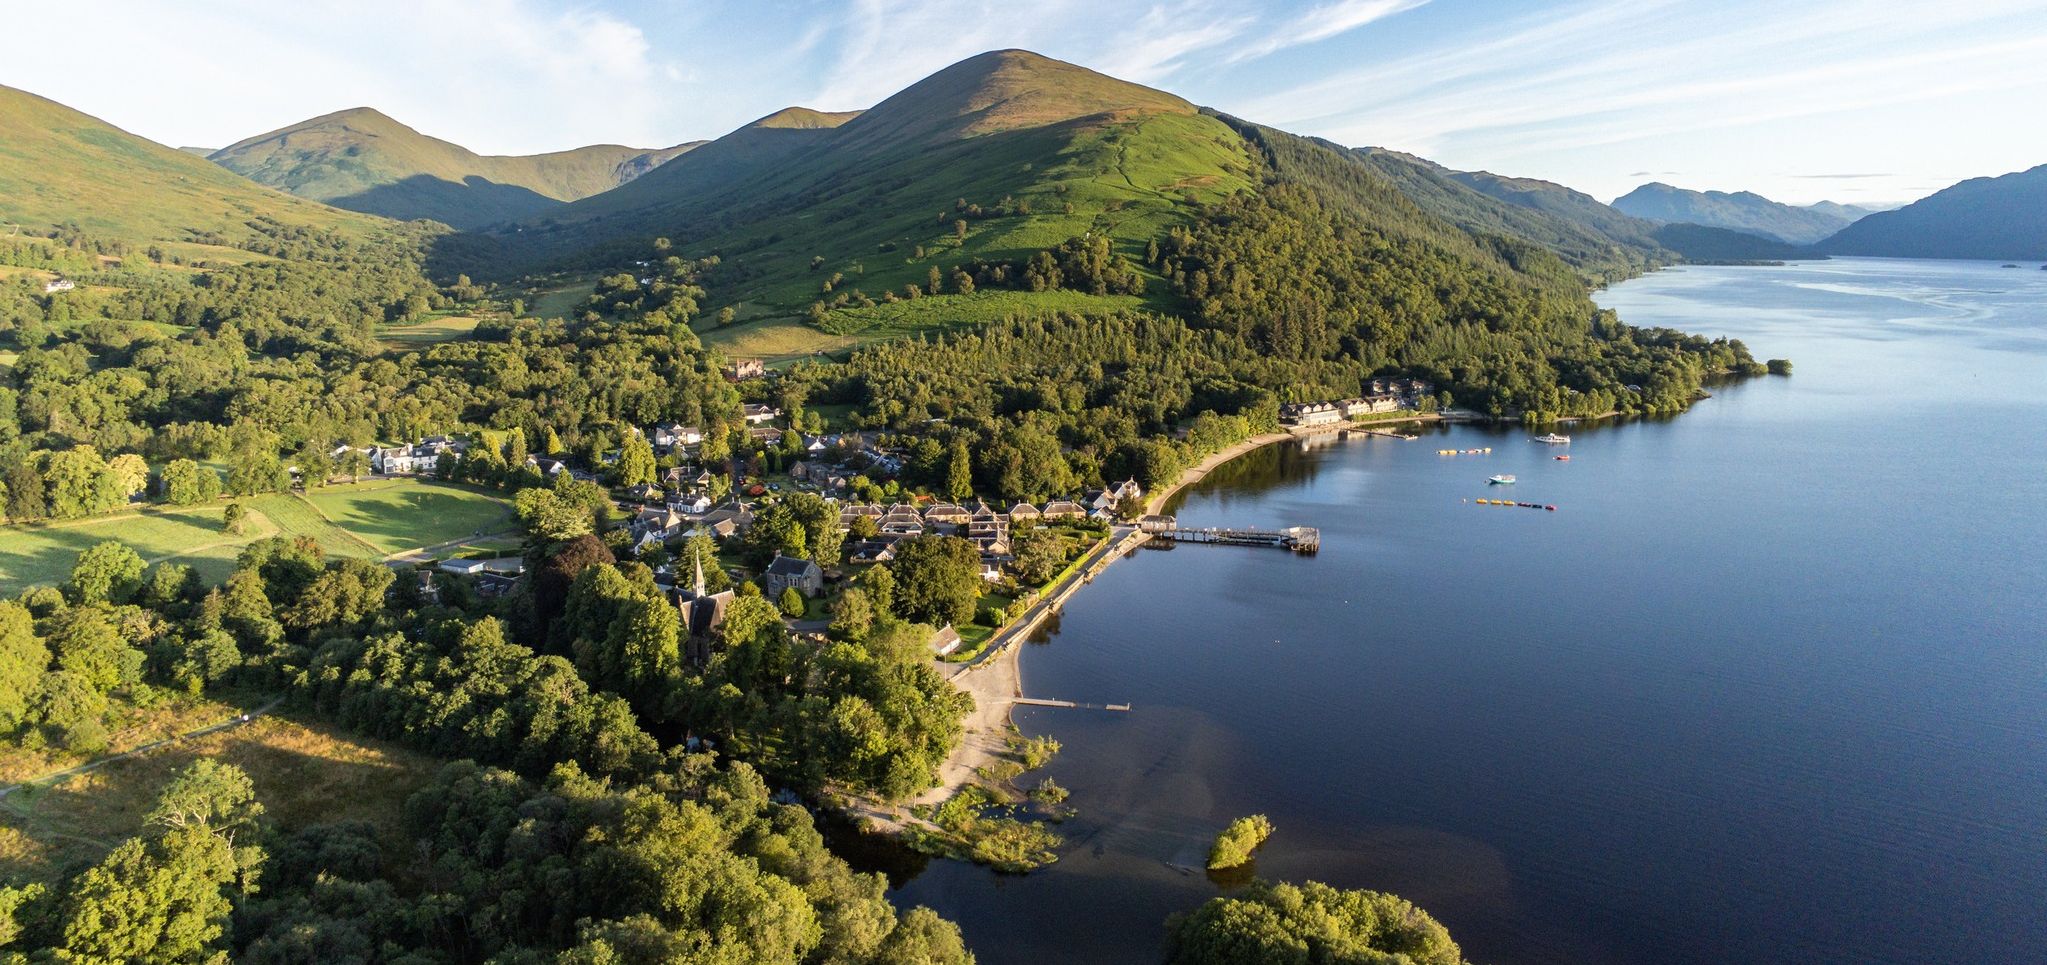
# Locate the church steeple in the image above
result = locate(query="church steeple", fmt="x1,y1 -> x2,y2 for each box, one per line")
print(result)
692,545 -> 706,598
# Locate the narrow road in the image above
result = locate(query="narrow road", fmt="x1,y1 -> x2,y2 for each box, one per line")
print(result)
0,696 -> 286,799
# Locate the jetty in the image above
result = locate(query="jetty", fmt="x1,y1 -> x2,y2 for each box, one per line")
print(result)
1014,697 -> 1131,712
1146,522 -> 1321,553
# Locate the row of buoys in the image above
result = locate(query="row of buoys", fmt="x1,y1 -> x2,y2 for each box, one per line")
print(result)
1472,499 -> 1557,511
1437,447 -> 1492,455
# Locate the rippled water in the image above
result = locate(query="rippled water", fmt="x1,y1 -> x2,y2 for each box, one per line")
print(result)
880,258 -> 2047,964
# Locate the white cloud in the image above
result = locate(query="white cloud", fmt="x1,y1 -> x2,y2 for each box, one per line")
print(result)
2,0 -> 675,154
1228,0 -> 1430,62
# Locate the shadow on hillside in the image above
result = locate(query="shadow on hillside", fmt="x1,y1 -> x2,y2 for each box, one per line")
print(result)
333,174 -> 564,231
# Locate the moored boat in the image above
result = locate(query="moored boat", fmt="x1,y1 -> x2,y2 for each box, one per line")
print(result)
1533,433 -> 1571,444
1488,474 -> 1516,485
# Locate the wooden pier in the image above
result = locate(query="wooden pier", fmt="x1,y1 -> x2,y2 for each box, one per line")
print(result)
1147,524 -> 1321,553
1015,697 -> 1131,712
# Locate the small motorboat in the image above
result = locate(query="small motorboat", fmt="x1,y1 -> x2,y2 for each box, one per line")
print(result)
1533,433 -> 1571,444
1555,455 -> 1570,461
1488,474 -> 1516,485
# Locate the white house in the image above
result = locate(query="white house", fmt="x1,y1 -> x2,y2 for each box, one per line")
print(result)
43,278 -> 75,294
741,403 -> 781,425
653,424 -> 702,450
670,491 -> 713,514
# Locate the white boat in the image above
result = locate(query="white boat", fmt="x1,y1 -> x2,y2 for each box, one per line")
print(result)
1533,433 -> 1571,444
1488,474 -> 1516,485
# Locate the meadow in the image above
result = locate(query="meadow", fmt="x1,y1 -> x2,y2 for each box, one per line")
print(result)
378,312 -> 480,349
701,289 -> 1147,361
299,478 -> 513,554
0,479 -> 511,591
0,705 -> 439,883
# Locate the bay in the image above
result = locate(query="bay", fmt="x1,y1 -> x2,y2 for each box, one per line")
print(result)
883,257 -> 2047,964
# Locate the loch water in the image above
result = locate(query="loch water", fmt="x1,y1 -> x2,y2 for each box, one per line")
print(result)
879,258 -> 2047,964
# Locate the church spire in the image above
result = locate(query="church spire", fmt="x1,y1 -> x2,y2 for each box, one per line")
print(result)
692,544 -> 706,598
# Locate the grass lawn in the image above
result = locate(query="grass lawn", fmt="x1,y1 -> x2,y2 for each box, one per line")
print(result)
0,706 -> 440,884
699,290 -> 1148,362
699,315 -> 858,361
524,278 -> 597,320
0,503 -> 284,589
246,492 -> 381,559
0,479 -> 512,593
379,312 -> 480,350
298,479 -> 513,555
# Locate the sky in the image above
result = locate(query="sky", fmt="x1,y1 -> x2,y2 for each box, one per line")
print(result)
9,0 -> 2047,206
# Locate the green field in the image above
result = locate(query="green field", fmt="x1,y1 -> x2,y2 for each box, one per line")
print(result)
524,279 -> 597,319
379,312 -> 480,350
300,479 -> 513,554
0,480 -> 511,591
0,504 -> 284,588
700,290 -> 1147,361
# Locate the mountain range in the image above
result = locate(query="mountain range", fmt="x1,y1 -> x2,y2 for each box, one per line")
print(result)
207,107 -> 700,229
3,49 -> 2042,329
1610,182 -> 1866,245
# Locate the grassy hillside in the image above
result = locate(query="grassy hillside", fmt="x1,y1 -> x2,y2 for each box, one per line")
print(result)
464,50 -> 1255,354
0,84 -> 385,246
547,107 -> 861,227
1817,164 -> 2047,260
210,107 -> 702,228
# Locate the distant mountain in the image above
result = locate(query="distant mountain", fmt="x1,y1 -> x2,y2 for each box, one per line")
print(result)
1348,148 -> 1657,279
1349,150 -> 1802,273
1818,165 -> 2047,260
0,84 -> 385,246
1805,200 -> 1882,222
210,107 -> 701,229
1612,183 -> 1857,245
177,145 -> 216,156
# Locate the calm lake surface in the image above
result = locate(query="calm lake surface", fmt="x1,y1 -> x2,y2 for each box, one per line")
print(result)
884,257 -> 2047,964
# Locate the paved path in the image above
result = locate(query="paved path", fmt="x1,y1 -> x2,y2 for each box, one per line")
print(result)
947,524 -> 1139,677
382,528 -> 521,567
0,696 -> 286,799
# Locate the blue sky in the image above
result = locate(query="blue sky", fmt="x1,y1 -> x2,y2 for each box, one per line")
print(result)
12,0 -> 2047,205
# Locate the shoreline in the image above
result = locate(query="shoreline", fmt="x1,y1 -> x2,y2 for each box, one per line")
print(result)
1149,412 -> 1441,516
859,412 -> 1437,831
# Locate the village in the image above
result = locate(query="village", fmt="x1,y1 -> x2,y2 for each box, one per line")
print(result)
336,358 -> 1155,665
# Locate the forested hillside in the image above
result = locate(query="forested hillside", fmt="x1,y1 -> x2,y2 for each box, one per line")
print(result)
210,107 -> 700,229
1350,148 -> 1804,271
1817,163 -> 2047,259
